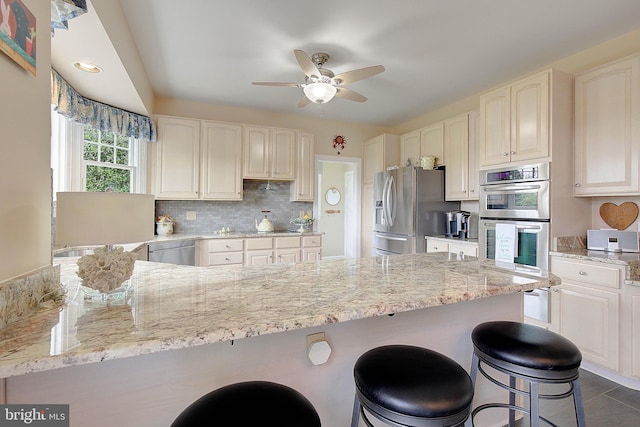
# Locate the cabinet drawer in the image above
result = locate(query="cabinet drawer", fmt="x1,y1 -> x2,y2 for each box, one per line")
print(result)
275,236 -> 301,249
246,237 -> 273,250
448,242 -> 478,257
208,252 -> 244,266
551,257 -> 622,289
208,239 -> 244,252
302,235 -> 321,247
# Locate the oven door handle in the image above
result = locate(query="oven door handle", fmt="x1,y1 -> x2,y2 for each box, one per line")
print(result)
482,184 -> 544,193
481,223 -> 543,231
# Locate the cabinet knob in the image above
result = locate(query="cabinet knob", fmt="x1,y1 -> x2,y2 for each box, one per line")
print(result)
511,151 -> 516,155
470,189 -> 475,193
575,183 -> 581,187
579,271 -> 587,275
502,152 -> 509,157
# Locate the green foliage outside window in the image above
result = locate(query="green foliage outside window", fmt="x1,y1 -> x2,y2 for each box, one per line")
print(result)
83,126 -> 132,192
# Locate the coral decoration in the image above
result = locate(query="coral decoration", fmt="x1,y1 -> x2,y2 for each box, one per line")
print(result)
76,246 -> 136,292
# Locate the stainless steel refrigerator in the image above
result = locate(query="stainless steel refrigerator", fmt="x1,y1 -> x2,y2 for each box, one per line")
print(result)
373,166 -> 460,255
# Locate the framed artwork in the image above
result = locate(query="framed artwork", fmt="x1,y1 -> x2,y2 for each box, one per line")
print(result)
0,0 -> 36,75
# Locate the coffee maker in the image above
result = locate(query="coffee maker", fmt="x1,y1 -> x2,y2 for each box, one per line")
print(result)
445,210 -> 471,238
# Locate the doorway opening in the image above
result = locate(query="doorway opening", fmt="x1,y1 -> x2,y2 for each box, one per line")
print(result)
315,155 -> 361,259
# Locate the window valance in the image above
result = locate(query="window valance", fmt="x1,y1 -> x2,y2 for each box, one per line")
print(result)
51,69 -> 156,141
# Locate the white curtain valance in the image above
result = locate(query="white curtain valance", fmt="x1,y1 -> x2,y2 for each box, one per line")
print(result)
51,69 -> 156,141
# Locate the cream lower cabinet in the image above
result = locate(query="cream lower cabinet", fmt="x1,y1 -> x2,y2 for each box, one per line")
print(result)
198,235 -> 321,267
574,53 -> 640,196
426,238 -> 478,257
550,257 -> 622,371
302,235 -> 322,262
624,284 -> 640,378
196,238 -> 244,267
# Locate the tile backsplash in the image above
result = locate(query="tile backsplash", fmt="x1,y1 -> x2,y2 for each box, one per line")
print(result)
155,180 -> 313,234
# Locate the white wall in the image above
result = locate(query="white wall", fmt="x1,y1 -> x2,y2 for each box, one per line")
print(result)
0,0 -> 52,282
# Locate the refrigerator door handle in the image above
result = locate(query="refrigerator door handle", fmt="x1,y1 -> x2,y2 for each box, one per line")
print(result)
375,233 -> 408,242
386,175 -> 396,227
382,176 -> 392,226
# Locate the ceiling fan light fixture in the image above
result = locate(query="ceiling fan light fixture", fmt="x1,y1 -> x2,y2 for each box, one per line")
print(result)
303,82 -> 337,104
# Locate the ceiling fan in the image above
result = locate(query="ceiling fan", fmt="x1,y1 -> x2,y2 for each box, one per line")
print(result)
252,49 -> 385,107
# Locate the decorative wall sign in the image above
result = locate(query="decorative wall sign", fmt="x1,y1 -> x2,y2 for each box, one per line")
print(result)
0,0 -> 36,75
333,134 -> 346,154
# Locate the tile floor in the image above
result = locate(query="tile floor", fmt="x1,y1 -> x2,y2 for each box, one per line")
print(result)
508,369 -> 640,426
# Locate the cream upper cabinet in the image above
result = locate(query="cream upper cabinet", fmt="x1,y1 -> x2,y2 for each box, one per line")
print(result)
243,126 -> 295,180
400,124 -> 444,168
479,70 -> 552,167
200,121 -> 243,200
290,132 -> 315,202
400,130 -> 420,167
363,134 -> 400,184
420,122 -> 445,166
150,116 -> 201,199
444,113 -> 471,201
574,53 -> 640,196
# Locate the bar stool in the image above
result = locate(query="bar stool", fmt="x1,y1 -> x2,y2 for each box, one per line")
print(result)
170,381 -> 321,426
351,345 -> 474,427
469,321 -> 586,427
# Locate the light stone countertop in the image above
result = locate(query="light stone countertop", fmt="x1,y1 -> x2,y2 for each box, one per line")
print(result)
0,253 -> 559,379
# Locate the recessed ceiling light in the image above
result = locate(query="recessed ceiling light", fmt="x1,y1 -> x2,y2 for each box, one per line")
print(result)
73,62 -> 102,73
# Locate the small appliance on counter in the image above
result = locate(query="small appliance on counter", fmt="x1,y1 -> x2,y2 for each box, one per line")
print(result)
256,210 -> 274,233
587,229 -> 640,253
445,210 -> 471,238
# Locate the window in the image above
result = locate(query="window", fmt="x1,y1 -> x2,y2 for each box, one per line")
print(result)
51,108 -> 147,195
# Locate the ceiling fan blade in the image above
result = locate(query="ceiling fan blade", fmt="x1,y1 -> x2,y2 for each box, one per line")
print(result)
294,49 -> 321,79
298,96 -> 312,108
335,87 -> 367,102
333,65 -> 385,85
252,81 -> 301,87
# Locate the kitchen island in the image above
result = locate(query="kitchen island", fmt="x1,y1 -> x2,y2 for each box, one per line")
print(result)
0,253 -> 559,426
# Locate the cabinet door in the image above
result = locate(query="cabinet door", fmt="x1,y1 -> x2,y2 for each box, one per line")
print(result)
448,242 -> 478,257
302,247 -> 321,262
468,110 -> 480,200
444,113 -> 469,200
245,250 -> 273,265
574,55 -> 640,195
400,130 -> 420,167
420,122 -> 445,166
510,71 -> 549,163
275,249 -> 300,264
479,86 -> 511,166
243,126 -> 270,178
364,135 -> 384,184
201,122 -> 243,200
362,182 -> 374,257
151,116 -> 200,199
290,132 -> 315,201
553,283 -> 620,370
270,128 -> 296,179
426,239 -> 448,253
631,287 -> 640,378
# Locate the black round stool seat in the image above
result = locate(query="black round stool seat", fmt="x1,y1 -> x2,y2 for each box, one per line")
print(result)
352,345 -> 473,427
171,381 -> 321,427
469,321 -> 586,427
472,321 -> 581,376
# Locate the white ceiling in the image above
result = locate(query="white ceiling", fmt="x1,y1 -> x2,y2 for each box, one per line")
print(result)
51,0 -> 640,127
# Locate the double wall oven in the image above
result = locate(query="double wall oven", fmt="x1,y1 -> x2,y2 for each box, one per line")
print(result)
478,162 -> 551,322
479,162 -> 550,271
